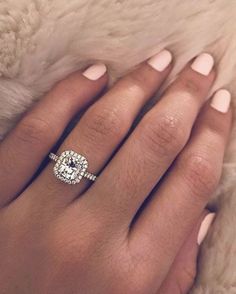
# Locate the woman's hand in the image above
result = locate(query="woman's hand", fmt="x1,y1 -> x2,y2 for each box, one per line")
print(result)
0,50 -> 232,294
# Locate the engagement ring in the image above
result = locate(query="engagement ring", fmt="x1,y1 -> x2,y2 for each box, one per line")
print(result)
49,150 -> 96,185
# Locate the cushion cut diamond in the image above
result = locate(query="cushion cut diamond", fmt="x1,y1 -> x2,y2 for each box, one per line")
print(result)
53,151 -> 88,184
58,156 -> 82,180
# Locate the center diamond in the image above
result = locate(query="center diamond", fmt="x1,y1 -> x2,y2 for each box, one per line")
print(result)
53,151 -> 88,184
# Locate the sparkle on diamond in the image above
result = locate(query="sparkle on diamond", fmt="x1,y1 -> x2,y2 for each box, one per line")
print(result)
58,155 -> 82,181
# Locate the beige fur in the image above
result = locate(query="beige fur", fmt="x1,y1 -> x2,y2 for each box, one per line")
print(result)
1,0 -> 236,292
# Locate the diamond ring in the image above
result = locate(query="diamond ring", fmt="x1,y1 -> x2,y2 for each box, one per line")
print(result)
49,150 -> 96,185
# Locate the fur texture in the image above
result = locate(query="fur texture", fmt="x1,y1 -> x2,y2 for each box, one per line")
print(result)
1,0 -> 236,292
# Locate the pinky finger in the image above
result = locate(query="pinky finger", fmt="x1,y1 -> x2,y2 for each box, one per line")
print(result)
129,89 -> 232,288
158,211 -> 215,294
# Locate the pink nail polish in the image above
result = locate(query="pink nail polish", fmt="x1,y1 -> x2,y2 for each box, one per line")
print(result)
82,63 -> 107,80
147,50 -> 173,72
197,213 -> 216,245
210,89 -> 231,113
191,53 -> 214,76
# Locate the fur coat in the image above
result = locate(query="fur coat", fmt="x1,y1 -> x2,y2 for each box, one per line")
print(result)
1,0 -> 236,292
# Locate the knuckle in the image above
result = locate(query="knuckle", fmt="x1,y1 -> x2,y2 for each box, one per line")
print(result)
182,153 -> 220,196
84,107 -> 124,140
205,116 -> 230,137
141,114 -> 186,157
16,116 -> 50,145
183,77 -> 201,94
126,71 -> 150,95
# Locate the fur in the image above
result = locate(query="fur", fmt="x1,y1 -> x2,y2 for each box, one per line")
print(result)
1,0 -> 236,292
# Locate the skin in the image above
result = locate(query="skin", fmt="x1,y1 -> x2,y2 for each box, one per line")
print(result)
0,55 -> 232,294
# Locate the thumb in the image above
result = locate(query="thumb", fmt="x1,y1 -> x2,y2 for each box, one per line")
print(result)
158,210 -> 215,294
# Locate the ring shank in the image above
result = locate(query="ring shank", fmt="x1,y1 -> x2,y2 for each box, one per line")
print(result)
49,153 -> 59,162
84,172 -> 97,181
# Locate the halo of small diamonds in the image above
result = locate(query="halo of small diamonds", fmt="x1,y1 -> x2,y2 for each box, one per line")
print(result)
53,150 -> 89,185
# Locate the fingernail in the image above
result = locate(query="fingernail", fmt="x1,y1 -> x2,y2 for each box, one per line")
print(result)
197,213 -> 216,245
191,53 -> 214,76
210,89 -> 231,113
147,49 -> 173,72
82,63 -> 107,80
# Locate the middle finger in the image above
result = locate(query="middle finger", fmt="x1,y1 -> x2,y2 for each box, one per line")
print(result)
86,53 -> 215,226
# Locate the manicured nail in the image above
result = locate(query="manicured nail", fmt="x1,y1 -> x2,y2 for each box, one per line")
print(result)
210,89 -> 231,113
147,50 -> 172,72
82,63 -> 107,80
197,213 -> 216,245
191,53 -> 214,76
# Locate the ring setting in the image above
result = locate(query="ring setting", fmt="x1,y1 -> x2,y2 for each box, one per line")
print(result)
49,150 -> 96,185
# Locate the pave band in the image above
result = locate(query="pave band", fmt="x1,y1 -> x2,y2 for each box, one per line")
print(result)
49,151 -> 97,185
49,153 -> 59,162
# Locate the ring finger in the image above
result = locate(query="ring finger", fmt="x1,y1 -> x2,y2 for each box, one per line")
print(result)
25,50 -> 173,206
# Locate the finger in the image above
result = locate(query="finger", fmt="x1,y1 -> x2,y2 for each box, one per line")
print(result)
87,53 -> 215,225
0,64 -> 108,207
158,211 -> 215,294
25,50 -> 173,206
130,89 -> 232,285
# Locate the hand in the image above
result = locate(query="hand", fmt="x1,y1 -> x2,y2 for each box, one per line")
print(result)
0,50 -> 232,294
